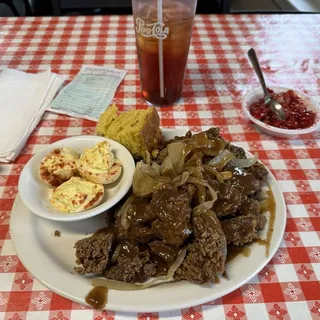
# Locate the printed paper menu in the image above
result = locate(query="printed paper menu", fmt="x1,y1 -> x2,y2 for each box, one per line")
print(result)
48,65 -> 127,121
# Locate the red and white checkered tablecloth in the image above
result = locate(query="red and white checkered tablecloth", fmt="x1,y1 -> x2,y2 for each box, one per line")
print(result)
0,13 -> 320,320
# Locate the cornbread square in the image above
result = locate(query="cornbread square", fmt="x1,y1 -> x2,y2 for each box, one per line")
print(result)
96,105 -> 164,159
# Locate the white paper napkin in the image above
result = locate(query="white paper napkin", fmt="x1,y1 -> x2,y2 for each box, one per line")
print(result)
0,68 -> 67,163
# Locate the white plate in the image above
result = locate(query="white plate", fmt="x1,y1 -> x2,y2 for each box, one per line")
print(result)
18,135 -> 135,222
10,129 -> 286,312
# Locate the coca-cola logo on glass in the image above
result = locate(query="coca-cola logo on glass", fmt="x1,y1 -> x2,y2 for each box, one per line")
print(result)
135,17 -> 169,39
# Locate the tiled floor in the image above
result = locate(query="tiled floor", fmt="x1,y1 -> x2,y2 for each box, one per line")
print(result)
231,0 -> 320,12
287,0 -> 320,11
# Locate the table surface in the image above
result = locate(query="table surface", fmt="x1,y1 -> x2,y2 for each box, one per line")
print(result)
0,14 -> 320,320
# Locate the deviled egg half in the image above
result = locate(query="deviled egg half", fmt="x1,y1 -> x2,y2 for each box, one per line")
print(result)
50,176 -> 104,213
77,141 -> 122,184
39,147 -> 79,187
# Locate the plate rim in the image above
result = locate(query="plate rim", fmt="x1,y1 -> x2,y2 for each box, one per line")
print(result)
10,128 -> 287,312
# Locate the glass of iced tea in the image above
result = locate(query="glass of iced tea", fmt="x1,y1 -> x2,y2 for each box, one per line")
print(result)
132,0 -> 198,106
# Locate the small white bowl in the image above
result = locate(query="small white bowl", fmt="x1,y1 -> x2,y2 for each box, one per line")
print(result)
18,136 -> 135,222
242,86 -> 320,137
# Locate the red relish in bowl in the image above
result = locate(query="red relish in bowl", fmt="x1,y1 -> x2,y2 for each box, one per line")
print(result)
249,89 -> 316,129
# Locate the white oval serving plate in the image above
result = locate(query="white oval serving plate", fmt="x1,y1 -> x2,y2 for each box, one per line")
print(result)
18,135 -> 135,222
11,129 -> 286,312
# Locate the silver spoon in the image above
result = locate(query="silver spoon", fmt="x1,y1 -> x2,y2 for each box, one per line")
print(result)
247,48 -> 286,120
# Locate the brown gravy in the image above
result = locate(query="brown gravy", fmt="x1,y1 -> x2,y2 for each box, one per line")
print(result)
259,189 -> 276,256
256,238 -> 267,246
226,245 -> 251,262
85,286 -> 108,309
226,187 -> 276,261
